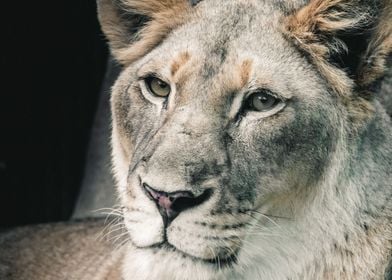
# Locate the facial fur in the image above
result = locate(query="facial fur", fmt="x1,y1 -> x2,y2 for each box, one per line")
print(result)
98,0 -> 392,279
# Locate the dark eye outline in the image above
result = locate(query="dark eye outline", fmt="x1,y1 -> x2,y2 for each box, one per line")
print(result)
143,75 -> 171,98
243,90 -> 281,112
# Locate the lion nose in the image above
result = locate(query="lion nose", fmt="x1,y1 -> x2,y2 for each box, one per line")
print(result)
143,183 -> 212,225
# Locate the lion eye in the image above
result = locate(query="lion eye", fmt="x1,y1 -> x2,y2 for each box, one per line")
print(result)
145,76 -> 171,97
245,91 -> 279,112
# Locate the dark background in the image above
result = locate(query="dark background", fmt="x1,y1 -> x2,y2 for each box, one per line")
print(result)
0,1 -> 109,227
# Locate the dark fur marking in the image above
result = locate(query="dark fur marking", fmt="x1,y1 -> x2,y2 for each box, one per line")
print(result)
204,235 -> 240,241
223,132 -> 233,169
120,12 -> 151,43
127,219 -> 142,223
127,207 -> 147,213
196,222 -> 246,230
189,0 -> 203,6
238,209 -> 251,214
386,258 -> 392,280
201,3 -> 252,79
184,159 -> 226,185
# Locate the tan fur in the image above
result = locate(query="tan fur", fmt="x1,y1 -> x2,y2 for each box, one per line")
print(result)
283,0 -> 369,96
239,59 -> 253,88
0,220 -> 125,280
98,0 -> 193,64
284,0 -> 392,127
171,51 -> 191,76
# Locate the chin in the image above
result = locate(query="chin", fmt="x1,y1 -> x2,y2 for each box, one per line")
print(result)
121,243 -> 238,280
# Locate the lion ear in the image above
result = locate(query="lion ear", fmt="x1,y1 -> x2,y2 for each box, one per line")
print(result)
285,0 -> 392,97
97,0 -> 191,65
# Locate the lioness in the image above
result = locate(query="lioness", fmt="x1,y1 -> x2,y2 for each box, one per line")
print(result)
1,0 -> 391,279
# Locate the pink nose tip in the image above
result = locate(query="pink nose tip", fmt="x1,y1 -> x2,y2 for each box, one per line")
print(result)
143,183 -> 212,225
156,195 -> 173,210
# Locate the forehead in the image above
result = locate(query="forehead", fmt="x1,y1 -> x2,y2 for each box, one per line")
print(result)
160,1 -> 289,60
136,0 -> 321,98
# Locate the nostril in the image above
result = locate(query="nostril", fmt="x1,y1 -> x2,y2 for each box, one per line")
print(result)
171,189 -> 212,213
143,183 -> 212,223
143,184 -> 164,202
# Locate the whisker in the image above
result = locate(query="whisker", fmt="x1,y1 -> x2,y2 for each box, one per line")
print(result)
114,236 -> 131,252
104,223 -> 127,240
246,209 -> 292,220
110,231 -> 129,245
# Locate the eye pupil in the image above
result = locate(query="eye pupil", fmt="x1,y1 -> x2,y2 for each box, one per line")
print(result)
247,91 -> 279,112
146,76 -> 171,97
257,95 -> 269,103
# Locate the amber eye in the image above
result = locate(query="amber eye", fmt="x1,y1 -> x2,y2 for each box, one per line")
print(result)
245,91 -> 280,112
145,76 -> 171,97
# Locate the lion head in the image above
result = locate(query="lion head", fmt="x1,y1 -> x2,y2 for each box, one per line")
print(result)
97,0 -> 392,278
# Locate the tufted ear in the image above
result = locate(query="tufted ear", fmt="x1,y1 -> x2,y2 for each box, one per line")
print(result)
284,0 -> 392,97
97,0 -> 193,65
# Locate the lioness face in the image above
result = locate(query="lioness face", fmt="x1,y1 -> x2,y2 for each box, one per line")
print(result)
111,0 -> 340,276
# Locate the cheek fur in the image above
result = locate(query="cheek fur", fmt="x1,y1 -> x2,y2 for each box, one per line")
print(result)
230,102 -> 338,199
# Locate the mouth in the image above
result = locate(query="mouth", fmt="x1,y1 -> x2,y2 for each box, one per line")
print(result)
151,242 -> 238,269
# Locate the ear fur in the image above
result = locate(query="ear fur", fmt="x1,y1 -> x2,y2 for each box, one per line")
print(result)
358,0 -> 392,93
97,0 -> 191,64
284,0 -> 392,97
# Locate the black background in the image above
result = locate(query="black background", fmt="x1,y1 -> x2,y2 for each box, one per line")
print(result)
0,1 -> 108,227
